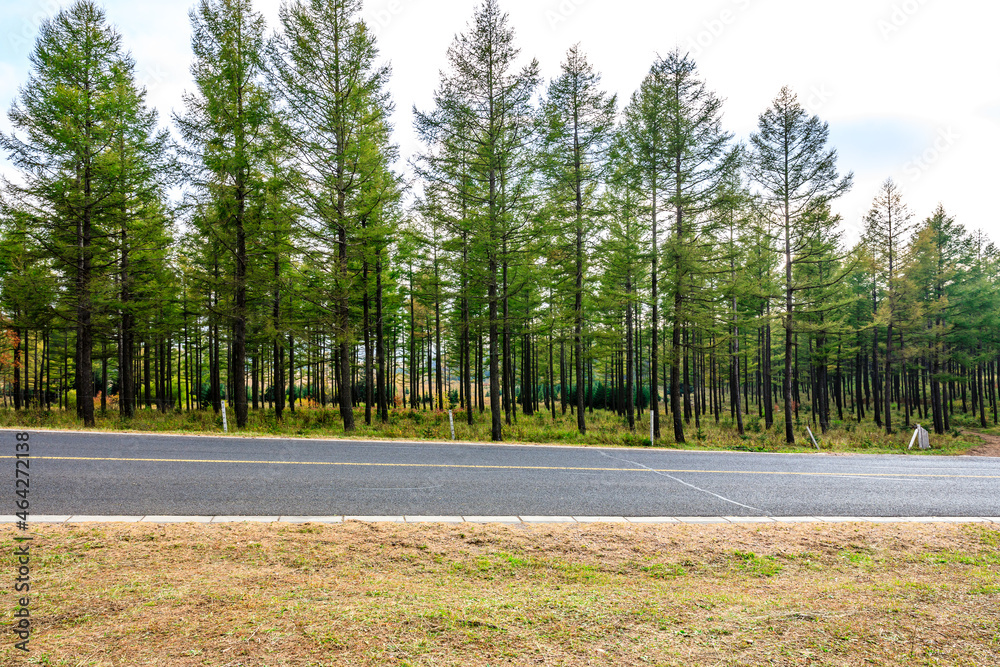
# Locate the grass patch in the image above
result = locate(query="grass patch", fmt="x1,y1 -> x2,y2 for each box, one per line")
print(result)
4,522 -> 998,665
731,549 -> 784,577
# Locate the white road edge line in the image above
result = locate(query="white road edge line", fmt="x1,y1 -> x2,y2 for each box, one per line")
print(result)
0,427 -> 856,455
2,516 -> 995,524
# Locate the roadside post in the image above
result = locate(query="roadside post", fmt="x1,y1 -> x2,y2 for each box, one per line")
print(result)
908,424 -> 930,450
806,425 -> 820,450
448,410 -> 455,440
221,400 -> 228,433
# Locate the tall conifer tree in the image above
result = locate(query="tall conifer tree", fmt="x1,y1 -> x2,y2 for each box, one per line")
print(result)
269,0 -> 397,432
2,1 -> 133,426
539,44 -> 616,436
749,86 -> 852,444
175,0 -> 272,428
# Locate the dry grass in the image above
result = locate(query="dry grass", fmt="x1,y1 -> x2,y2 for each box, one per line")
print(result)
3,522 -> 998,666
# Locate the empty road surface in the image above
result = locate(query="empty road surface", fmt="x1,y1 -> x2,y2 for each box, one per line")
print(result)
6,430 -> 1000,517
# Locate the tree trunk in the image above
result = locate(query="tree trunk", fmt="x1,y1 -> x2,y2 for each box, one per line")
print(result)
462,235 -> 473,426
502,257 -> 512,425
13,325 -> 21,411
289,331 -> 296,414
363,255 -> 373,425
560,338 -> 567,415
884,321 -> 894,434
435,262 -> 443,411
730,302 -> 743,435
489,258 -> 502,441
78,186 -> 95,427
376,248 -> 388,423
763,320 -> 774,429
872,321 -> 882,428
626,292 -> 635,431
979,360 -> 988,428
670,319 -> 684,443
783,214 -> 795,444
338,222 -> 354,431
273,257 -> 285,422
233,192 -> 248,427
574,178 -> 586,435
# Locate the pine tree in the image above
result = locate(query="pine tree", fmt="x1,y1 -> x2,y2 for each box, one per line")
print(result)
713,166 -> 752,435
105,61 -> 174,418
0,206 -> 59,411
600,143 -> 649,431
268,0 -> 397,432
175,0 -> 273,428
1,0 -> 136,426
792,206 -> 853,433
538,44 -> 616,436
749,86 -> 852,444
620,59 -> 671,440
904,206 -> 964,433
255,133 -> 300,422
414,0 -> 539,441
863,178 -> 913,434
653,50 -> 733,444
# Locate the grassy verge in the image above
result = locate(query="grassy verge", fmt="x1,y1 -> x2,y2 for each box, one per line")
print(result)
4,522 -> 998,665
0,403 -> 991,456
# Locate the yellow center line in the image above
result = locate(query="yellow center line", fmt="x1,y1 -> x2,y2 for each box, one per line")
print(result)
3,455 -> 999,479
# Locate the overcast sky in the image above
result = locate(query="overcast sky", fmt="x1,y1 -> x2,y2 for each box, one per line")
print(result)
2,0 -> 997,243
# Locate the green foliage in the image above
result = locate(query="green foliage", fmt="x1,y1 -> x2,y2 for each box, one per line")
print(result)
731,551 -> 783,578
0,1 -> 997,455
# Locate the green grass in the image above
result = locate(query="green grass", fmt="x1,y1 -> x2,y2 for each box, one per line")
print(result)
0,400 -> 988,455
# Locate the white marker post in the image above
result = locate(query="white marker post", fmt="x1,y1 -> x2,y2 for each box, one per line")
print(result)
448,410 -> 456,440
908,424 -> 930,450
221,400 -> 229,433
806,425 -> 819,450
650,407 -> 654,445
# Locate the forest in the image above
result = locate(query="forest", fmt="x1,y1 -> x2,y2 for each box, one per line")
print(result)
1,0 -> 997,449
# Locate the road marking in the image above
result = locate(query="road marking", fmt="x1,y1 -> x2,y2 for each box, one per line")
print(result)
600,451 -> 764,512
5,455 -> 1000,480
822,474 -> 929,482
4,515 -> 995,525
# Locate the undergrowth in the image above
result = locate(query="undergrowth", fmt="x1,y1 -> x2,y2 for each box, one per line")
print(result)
0,401 -> 987,455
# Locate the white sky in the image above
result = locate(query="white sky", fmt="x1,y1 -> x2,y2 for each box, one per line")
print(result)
2,0 -> 998,244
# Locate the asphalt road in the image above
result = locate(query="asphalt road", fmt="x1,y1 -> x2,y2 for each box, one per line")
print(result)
6,430 -> 1000,517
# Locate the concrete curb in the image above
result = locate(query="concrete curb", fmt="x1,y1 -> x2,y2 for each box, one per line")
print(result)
5,515 -> 999,525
